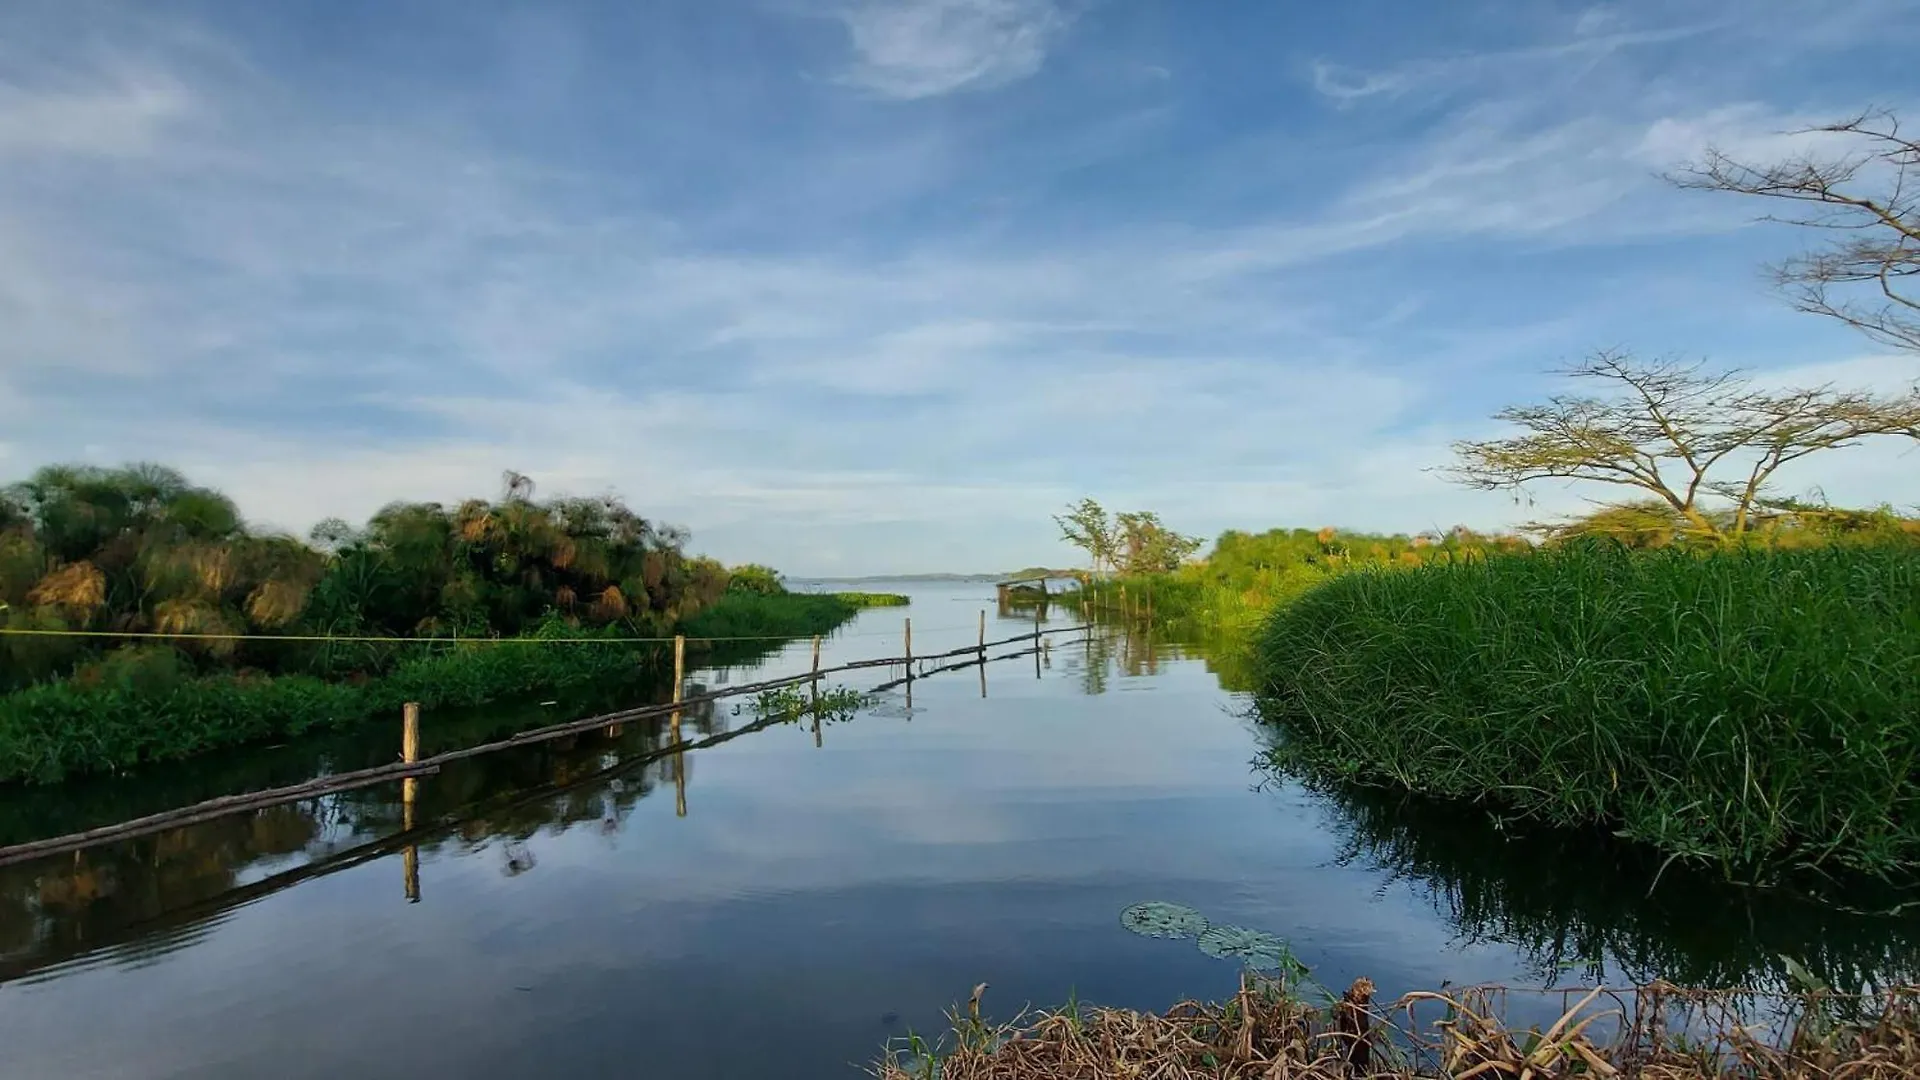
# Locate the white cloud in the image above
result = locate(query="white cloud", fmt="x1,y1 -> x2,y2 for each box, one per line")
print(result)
0,72 -> 193,159
4,1 -> 1917,573
827,0 -> 1073,99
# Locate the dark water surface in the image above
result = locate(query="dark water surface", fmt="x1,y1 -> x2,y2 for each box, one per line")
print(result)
3,580 -> 1917,1079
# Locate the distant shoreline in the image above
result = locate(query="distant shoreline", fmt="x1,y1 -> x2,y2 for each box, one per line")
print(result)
789,570 -> 1083,584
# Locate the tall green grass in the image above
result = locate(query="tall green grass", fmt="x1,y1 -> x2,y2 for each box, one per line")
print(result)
1254,542 -> 1920,883
0,623 -> 658,784
675,591 -> 866,640
1058,527 -> 1518,637
826,591 -> 911,608
0,591 -> 871,785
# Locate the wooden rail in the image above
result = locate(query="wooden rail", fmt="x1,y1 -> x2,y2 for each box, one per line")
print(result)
0,623 -> 1090,870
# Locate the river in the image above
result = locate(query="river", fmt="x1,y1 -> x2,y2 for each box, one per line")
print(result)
2,579 -> 1917,1078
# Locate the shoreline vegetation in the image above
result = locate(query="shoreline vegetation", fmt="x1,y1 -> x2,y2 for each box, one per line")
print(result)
1044,495 -> 1920,885
0,464 -> 904,785
876,975 -> 1920,1080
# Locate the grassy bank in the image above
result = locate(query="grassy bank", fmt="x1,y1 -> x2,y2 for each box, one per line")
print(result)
1254,543 -> 1920,882
1056,528 -> 1518,637
0,590 -> 883,785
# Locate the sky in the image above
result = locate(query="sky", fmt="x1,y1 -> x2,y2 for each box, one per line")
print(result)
1,0 -> 1918,575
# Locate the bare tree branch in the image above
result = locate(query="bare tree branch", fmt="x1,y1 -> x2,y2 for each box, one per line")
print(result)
1668,109 -> 1920,354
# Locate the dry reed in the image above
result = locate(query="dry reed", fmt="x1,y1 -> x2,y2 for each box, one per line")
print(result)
876,977 -> 1920,1080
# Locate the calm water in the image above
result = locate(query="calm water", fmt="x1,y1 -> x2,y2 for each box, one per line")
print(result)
2,580 -> 1917,1078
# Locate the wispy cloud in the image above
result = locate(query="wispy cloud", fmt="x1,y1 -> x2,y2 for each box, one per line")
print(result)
1306,20 -> 1722,105
3,0 -> 1917,572
825,0 -> 1075,99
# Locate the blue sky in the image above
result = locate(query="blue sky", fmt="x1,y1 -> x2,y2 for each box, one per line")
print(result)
2,0 -> 1917,574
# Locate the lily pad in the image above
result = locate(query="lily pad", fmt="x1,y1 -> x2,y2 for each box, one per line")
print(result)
1196,925 -> 1294,971
1120,901 -> 1209,940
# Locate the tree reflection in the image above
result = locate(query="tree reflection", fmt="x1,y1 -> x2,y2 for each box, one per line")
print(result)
0,691 -> 727,982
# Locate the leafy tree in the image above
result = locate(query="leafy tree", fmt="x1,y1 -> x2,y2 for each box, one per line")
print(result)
1114,511 -> 1204,573
1054,498 -> 1117,576
1445,351 -> 1920,539
1669,110 -> 1920,355
0,463 -> 734,688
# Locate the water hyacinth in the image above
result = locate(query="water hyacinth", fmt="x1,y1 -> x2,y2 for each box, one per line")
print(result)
1119,901 -> 1209,940
1196,925 -> 1295,972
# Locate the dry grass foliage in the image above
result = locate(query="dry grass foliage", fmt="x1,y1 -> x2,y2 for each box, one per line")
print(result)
26,561 -> 106,612
877,978 -> 1920,1080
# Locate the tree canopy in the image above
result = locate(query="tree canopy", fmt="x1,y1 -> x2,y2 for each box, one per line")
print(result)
1445,351 -> 1920,539
0,464 -> 737,690
1054,498 -> 1203,575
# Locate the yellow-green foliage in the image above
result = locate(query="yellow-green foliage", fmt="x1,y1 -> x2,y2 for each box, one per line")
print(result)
1064,526 -> 1520,635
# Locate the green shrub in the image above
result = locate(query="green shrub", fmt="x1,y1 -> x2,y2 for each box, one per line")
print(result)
726,563 -> 786,595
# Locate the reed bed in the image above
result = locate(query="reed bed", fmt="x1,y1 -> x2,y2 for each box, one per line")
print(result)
877,977 -> 1920,1080
1254,542 -> 1920,883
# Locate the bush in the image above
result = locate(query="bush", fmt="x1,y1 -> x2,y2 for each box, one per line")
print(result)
726,563 -> 786,595
1254,542 -> 1920,882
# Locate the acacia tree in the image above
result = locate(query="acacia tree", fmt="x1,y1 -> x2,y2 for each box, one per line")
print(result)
1054,498 -> 1117,577
1445,350 -> 1920,538
1669,110 -> 1920,355
1114,511 -> 1204,573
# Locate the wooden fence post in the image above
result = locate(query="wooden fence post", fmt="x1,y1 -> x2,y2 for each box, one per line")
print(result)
811,635 -> 823,748
402,701 -> 420,770
401,701 -> 421,903
671,634 -> 685,743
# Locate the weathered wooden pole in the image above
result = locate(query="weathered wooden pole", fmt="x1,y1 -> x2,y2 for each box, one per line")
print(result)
674,747 -> 687,818
401,701 -> 420,821
904,617 -> 914,715
401,700 -> 421,903
810,635 -> 823,748
402,701 -> 421,770
978,609 -> 987,698
403,844 -> 420,903
671,634 -> 686,744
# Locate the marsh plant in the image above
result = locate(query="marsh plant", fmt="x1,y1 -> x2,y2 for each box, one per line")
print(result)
1255,542 -> 1920,883
732,684 -> 869,726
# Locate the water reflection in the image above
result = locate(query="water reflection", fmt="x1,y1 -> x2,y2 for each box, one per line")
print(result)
2,600 -> 1918,1047
1266,761 -> 1920,993
0,691 -> 730,983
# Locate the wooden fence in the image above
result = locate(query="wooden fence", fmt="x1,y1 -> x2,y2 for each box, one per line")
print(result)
0,622 -> 1090,870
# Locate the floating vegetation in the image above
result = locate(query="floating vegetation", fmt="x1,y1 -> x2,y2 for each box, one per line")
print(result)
1119,901 -> 1209,940
1197,925 -> 1297,973
731,684 -> 868,725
